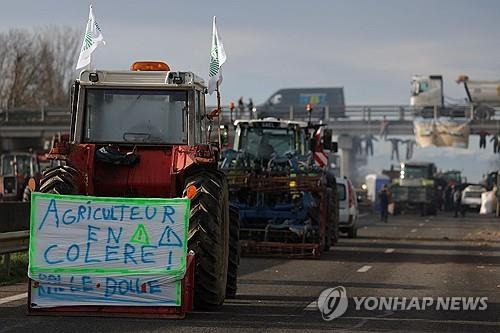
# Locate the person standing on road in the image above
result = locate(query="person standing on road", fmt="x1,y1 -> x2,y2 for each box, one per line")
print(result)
238,97 -> 245,117
490,134 -> 499,153
247,98 -> 254,114
479,130 -> 489,149
379,185 -> 390,223
444,185 -> 453,211
453,186 -> 463,218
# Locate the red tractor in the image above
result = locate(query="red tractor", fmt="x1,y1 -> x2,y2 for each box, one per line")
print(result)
36,61 -> 238,309
0,152 -> 42,201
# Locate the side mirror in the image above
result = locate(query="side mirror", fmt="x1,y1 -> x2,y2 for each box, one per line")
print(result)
323,129 -> 333,150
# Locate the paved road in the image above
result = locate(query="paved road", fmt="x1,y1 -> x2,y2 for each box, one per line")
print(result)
1,213 -> 500,332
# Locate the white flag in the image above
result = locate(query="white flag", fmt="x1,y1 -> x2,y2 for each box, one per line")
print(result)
208,16 -> 226,95
76,4 -> 105,70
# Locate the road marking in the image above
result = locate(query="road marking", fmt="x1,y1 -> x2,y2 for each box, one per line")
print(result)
0,292 -> 27,305
304,300 -> 317,311
419,223 -> 424,227
384,248 -> 395,253
411,229 -> 417,233
357,265 -> 372,273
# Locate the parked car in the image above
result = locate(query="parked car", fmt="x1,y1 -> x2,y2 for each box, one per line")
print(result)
336,177 -> 358,238
461,185 -> 486,211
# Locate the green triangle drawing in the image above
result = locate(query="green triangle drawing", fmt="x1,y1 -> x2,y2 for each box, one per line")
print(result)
129,224 -> 151,245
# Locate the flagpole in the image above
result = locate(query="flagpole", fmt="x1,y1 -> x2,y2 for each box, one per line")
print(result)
216,81 -> 222,151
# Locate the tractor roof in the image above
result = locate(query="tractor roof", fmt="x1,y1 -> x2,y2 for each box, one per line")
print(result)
78,70 -> 206,90
234,117 -> 308,128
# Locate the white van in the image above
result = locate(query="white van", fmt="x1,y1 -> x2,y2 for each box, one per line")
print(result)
336,177 -> 358,238
461,185 -> 486,211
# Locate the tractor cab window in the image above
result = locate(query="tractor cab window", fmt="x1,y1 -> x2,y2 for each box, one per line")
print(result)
1,155 -> 13,175
194,91 -> 207,144
402,166 -> 427,179
1,155 -> 33,176
84,89 -> 187,144
239,127 -> 299,158
199,92 -> 208,143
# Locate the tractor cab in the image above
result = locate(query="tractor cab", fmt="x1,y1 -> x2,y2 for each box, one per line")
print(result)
0,152 -> 39,200
399,162 -> 436,186
222,118 -> 312,172
50,61 -> 218,198
70,62 -> 209,147
233,119 -> 309,158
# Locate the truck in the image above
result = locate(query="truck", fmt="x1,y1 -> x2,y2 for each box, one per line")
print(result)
410,74 -> 499,119
390,161 -> 439,215
221,117 -> 339,257
30,61 -> 239,313
255,87 -> 345,119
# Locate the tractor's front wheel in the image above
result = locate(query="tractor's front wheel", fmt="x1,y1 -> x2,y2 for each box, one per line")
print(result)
38,166 -> 79,195
184,171 -> 230,309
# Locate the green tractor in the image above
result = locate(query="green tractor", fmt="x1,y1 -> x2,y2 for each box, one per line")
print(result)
391,162 -> 439,216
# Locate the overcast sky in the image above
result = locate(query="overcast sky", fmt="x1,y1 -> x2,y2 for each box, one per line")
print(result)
1,0 -> 499,181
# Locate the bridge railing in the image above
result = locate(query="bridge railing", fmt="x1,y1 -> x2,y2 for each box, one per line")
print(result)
217,104 -> 488,123
0,107 -> 69,125
0,104 -> 497,126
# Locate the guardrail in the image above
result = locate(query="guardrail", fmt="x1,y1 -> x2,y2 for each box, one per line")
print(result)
0,230 -> 29,255
0,230 -> 29,275
0,105 -> 499,139
219,104 -> 499,122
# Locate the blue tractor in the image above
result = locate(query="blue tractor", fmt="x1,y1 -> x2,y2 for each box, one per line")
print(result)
221,118 -> 339,257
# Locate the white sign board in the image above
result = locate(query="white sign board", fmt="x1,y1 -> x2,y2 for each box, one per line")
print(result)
28,193 -> 189,308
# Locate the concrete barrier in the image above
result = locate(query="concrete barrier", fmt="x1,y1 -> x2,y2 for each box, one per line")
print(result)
0,202 -> 30,232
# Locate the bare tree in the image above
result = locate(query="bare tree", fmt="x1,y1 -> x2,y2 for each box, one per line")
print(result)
0,26 -> 81,110
39,26 -> 81,106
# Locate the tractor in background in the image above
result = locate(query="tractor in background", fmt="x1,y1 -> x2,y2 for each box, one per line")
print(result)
0,152 -> 43,201
35,61 -> 238,310
390,161 -> 439,216
221,118 -> 339,257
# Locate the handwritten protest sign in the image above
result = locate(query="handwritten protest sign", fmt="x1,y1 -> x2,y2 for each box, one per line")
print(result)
28,193 -> 189,308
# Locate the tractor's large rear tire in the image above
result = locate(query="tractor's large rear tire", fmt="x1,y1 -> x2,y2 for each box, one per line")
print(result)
38,166 -> 78,195
226,204 -> 240,298
184,171 -> 229,309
